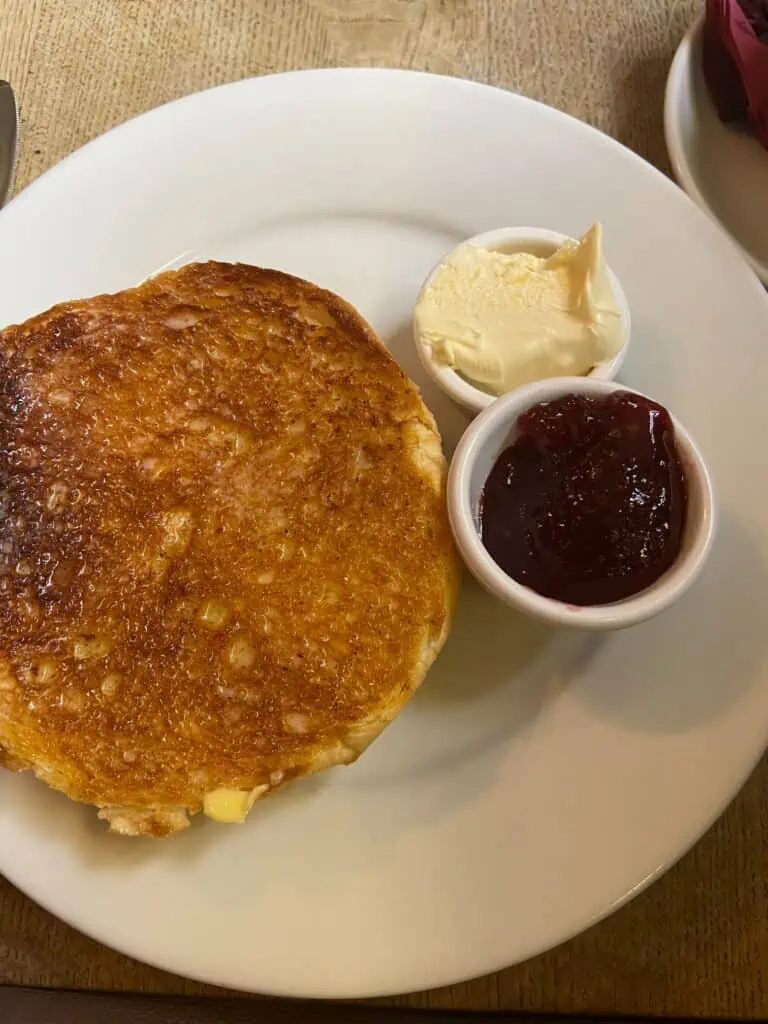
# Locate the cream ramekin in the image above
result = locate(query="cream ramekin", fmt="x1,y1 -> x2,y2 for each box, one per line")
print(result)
413,226 -> 631,416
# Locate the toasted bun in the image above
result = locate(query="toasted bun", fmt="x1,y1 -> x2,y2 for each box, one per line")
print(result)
0,262 -> 459,835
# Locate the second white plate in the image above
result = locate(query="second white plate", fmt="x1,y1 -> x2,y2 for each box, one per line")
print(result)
665,15 -> 768,284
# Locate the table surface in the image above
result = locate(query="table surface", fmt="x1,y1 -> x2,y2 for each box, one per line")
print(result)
1,0 -> 767,1016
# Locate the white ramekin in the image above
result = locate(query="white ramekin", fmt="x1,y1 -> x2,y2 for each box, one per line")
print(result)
447,376 -> 715,631
413,226 -> 632,416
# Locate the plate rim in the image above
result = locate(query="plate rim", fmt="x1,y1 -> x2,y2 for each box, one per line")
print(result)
5,739 -> 766,999
3,63 -> 716,235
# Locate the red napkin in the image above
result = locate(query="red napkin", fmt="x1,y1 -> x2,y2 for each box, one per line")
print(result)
703,0 -> 768,149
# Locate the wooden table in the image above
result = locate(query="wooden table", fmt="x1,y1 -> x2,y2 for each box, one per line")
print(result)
1,0 -> 767,1016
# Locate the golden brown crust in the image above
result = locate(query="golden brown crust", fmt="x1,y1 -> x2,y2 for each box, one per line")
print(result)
0,262 -> 458,832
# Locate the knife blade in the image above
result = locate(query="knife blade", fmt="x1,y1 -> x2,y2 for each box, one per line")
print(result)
0,80 -> 18,207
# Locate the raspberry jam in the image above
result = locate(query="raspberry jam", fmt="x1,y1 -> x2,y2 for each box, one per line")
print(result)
480,392 -> 687,605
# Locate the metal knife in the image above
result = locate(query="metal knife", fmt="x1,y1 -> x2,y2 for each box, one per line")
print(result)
0,80 -> 18,207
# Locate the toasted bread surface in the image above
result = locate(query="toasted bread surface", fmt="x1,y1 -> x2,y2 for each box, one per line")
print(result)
0,262 -> 458,835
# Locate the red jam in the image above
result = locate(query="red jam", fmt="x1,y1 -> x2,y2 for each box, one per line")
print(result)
480,392 -> 688,606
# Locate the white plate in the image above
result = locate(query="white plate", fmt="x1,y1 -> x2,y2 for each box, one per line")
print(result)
665,15 -> 768,285
1,69 -> 768,1000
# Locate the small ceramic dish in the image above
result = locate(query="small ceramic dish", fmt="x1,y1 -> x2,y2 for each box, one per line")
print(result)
664,15 -> 768,286
447,376 -> 716,631
413,226 -> 631,416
